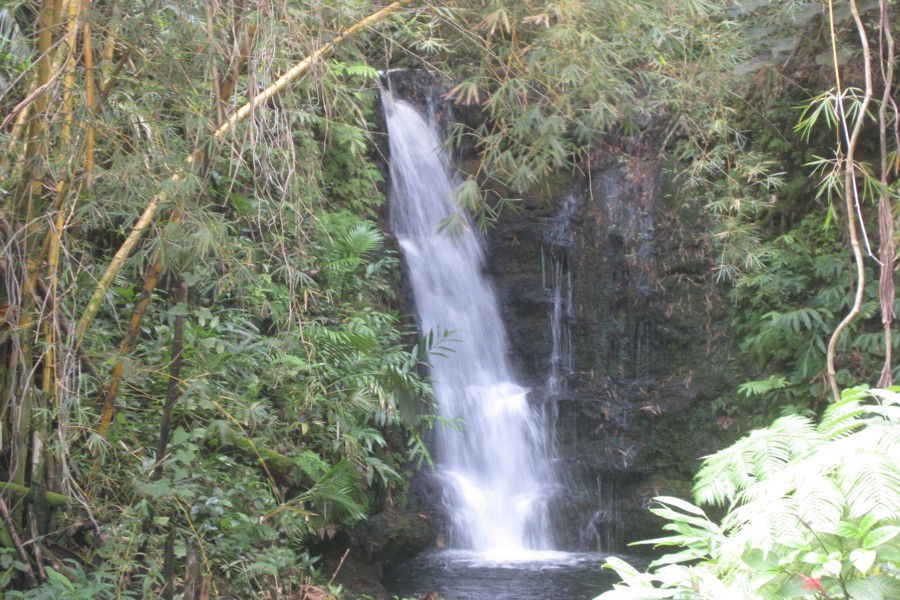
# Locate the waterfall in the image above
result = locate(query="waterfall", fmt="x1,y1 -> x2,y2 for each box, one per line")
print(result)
543,194 -> 578,396
383,90 -> 557,556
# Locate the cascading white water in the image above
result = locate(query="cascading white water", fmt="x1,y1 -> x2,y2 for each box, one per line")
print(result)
383,90 -> 557,557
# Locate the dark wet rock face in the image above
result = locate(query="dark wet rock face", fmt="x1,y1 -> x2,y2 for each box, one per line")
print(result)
351,507 -> 435,566
488,138 -> 739,551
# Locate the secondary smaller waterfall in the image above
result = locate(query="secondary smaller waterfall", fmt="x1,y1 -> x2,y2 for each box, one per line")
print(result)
383,89 -> 557,556
579,477 -> 623,551
543,194 -> 578,396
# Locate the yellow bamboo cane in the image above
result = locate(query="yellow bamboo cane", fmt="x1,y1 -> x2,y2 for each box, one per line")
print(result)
74,0 -> 415,350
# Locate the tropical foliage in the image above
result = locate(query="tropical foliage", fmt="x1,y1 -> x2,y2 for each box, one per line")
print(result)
1,1 -> 432,596
396,0 -> 747,227
0,0 -> 897,597
707,0 -> 899,410
731,214 -> 899,416
598,386 -> 900,600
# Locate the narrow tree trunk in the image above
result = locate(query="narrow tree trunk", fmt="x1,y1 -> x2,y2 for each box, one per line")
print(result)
153,280 -> 187,479
877,0 -> 895,388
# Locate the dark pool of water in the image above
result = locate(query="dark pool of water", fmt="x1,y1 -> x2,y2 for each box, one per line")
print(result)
384,550 -> 636,600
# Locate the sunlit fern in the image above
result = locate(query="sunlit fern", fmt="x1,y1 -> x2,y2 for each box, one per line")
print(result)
600,387 -> 900,599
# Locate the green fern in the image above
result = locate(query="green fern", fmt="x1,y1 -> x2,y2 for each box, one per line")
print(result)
602,386 -> 900,599
738,376 -> 789,397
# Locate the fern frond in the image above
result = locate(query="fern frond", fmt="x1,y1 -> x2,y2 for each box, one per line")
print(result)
838,449 -> 900,521
340,223 -> 383,258
694,415 -> 815,506
794,476 -> 844,531
738,376 -> 788,397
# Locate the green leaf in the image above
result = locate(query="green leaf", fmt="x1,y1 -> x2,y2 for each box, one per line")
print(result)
845,577 -> 886,600
281,354 -> 306,367
167,302 -> 190,316
653,496 -> 709,517
602,555 -> 642,578
44,566 -> 75,592
743,547 -> 777,571
172,427 -> 191,446
863,526 -> 900,549
135,479 -> 173,500
850,548 -> 877,574
823,558 -> 842,576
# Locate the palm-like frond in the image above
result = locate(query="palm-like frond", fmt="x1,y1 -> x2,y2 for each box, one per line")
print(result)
603,387 -> 900,599
693,415 -> 816,506
694,386 -> 900,582
340,223 -> 383,259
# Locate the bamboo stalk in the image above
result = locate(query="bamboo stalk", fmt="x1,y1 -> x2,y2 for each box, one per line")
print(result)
60,0 -> 81,146
98,254 -> 165,431
877,0 -> 895,388
33,2 -> 80,520
74,0 -> 416,347
73,189 -> 165,347
99,3 -> 120,84
83,0 -> 96,185
51,0 -> 64,34
33,209 -> 66,534
15,0 -> 56,226
0,482 -> 68,506
219,24 -> 257,113
204,1 -> 225,127
213,0 -> 414,140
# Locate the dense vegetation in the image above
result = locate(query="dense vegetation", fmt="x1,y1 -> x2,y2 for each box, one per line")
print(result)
1,2 -> 435,596
0,0 -> 897,598
600,386 -> 900,599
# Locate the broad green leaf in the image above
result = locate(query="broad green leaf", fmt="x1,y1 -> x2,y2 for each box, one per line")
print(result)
850,548 -> 877,574
653,496 -> 709,517
823,559 -> 842,577
863,526 -> 900,549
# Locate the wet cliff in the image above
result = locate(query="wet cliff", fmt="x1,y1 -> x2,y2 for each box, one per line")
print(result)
486,136 -> 740,548
373,71 -> 742,553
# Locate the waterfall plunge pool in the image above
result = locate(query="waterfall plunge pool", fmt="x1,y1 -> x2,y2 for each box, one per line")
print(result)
384,550 -> 639,600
